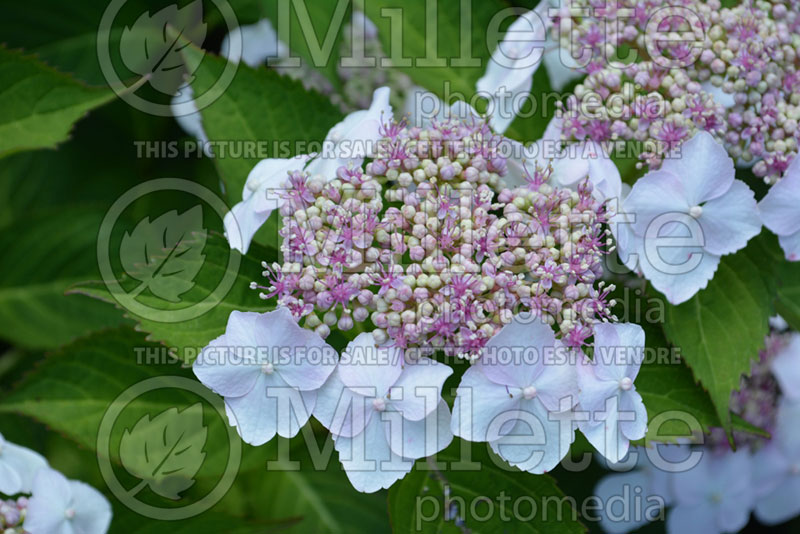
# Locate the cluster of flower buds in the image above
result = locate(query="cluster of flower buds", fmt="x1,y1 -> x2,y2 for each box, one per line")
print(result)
554,0 -> 800,182
254,115 -> 616,357
0,497 -> 27,533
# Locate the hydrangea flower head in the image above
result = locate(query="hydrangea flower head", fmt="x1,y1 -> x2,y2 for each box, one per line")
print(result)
207,105 -> 648,493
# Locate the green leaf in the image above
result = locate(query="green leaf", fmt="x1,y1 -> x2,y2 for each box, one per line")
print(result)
0,327 -> 251,479
183,44 -> 343,201
120,206 -> 209,303
119,1 -> 208,95
388,442 -> 585,534
264,0 -> 349,90
636,358 -> 766,442
119,403 -> 208,500
735,230 -> 800,337
0,98 -> 222,229
122,512 -> 295,534
0,0 -> 143,84
663,237 -> 774,433
365,0 -> 509,99
775,259 -> 800,332
0,46 -> 115,156
72,232 -> 271,363
228,463 -> 391,533
0,206 -> 129,349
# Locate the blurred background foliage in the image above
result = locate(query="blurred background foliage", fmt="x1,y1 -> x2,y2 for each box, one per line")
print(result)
0,0 -> 798,532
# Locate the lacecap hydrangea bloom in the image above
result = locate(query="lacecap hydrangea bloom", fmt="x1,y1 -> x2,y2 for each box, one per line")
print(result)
593,326 -> 800,534
0,433 -> 111,534
196,88 -> 650,492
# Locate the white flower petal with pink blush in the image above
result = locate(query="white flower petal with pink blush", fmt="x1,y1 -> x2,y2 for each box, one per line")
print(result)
451,316 -> 578,474
477,6 -> 547,133
336,333 -> 404,396
193,307 -> 337,446
223,154 -> 313,253
577,323 -> 647,464
543,43 -> 584,91
771,333 -> 800,401
221,19 -> 288,68
752,400 -> 800,525
306,87 -> 392,178
616,131 -> 761,304
540,1 -> 585,91
170,84 -> 210,149
172,19 -> 286,150
666,449 -> 754,534
505,117 -> 621,203
759,155 -> 800,261
332,413 -> 415,494
24,467 -> 112,534
314,333 -> 453,492
618,221 -> 722,305
0,433 -> 47,496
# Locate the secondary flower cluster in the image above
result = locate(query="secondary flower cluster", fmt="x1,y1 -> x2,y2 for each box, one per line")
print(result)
593,327 -> 800,534
553,0 -> 800,182
0,433 -> 112,534
255,115 -> 616,355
